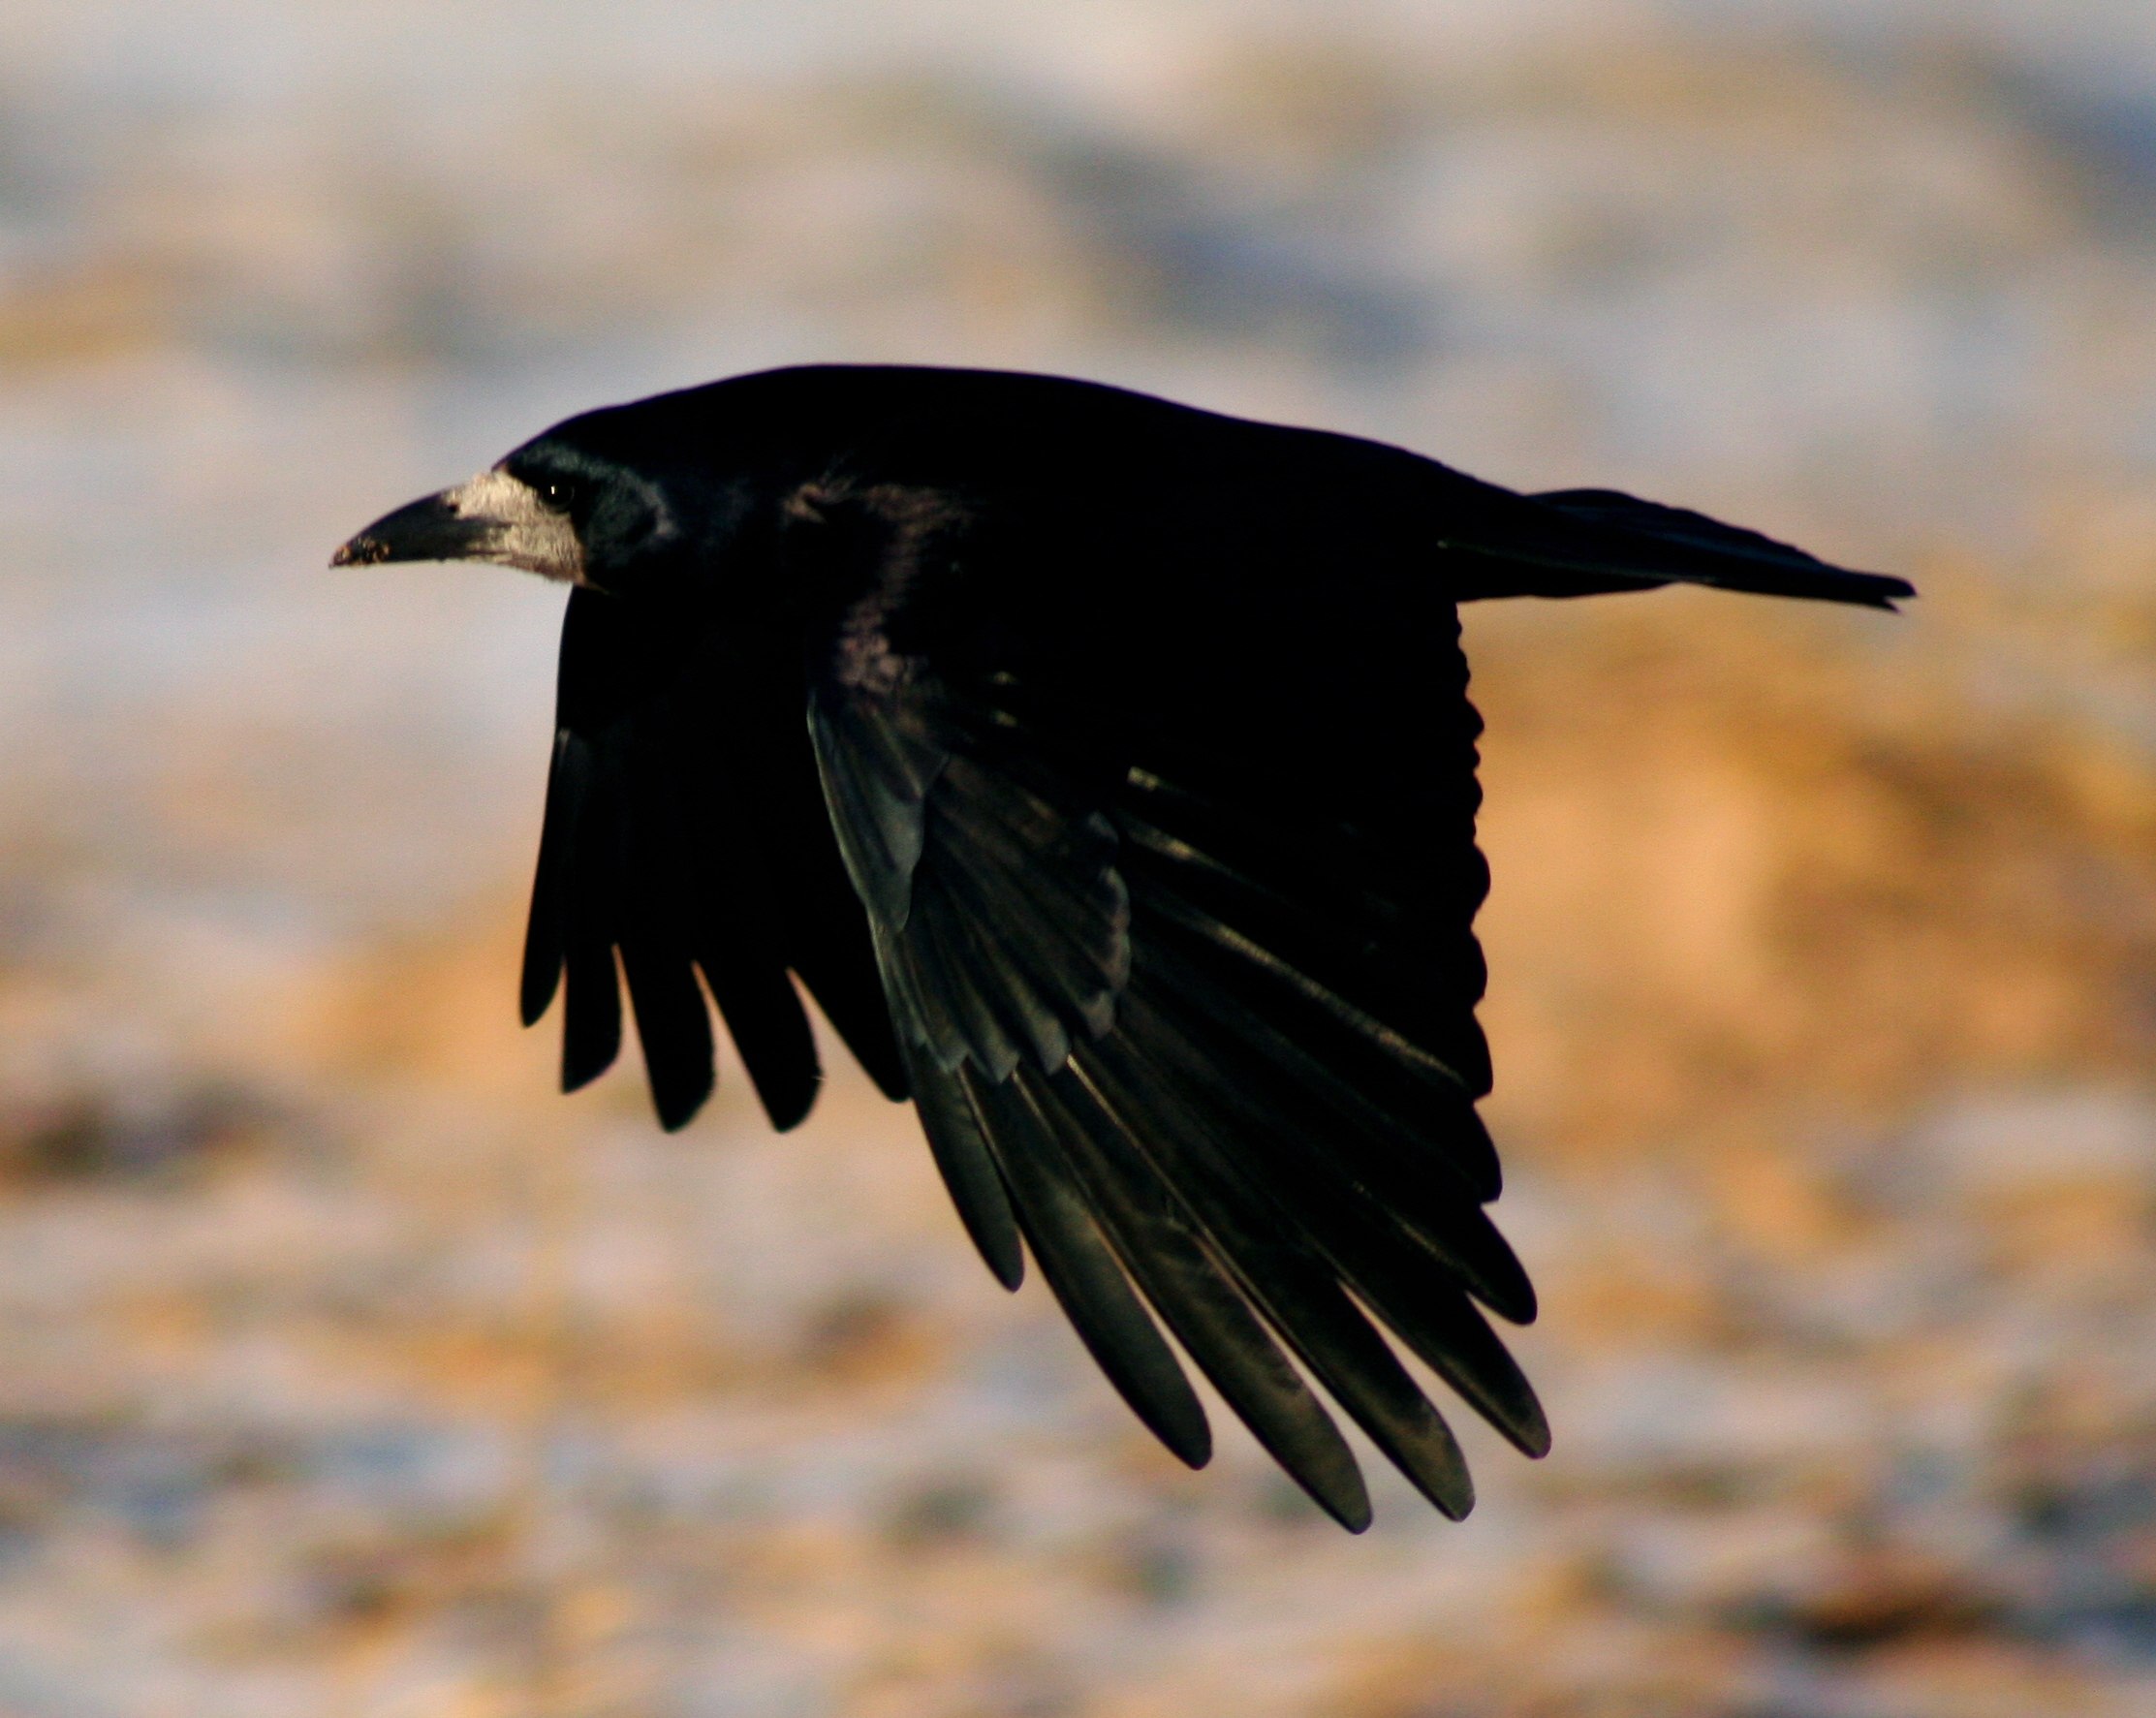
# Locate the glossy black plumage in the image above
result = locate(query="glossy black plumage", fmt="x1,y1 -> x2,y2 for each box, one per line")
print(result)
337,364 -> 1910,1529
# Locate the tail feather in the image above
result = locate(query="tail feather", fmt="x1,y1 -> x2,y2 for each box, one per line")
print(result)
1449,485 -> 1914,609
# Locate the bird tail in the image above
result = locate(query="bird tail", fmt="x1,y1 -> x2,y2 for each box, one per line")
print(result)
1449,485 -> 1914,609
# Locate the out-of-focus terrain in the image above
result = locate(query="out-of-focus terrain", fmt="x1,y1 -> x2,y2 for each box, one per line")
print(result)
4,4 -> 2156,1714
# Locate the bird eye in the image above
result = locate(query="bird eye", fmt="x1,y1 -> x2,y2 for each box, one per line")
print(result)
536,478 -> 579,512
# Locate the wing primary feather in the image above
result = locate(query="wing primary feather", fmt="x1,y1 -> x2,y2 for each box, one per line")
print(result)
1136,887 -> 1505,1216
902,882 -> 1035,1079
1134,916 -> 1535,1322
814,688 -> 1132,1079
1113,816 -> 1500,1200
891,897 -> 1018,1077
901,1041 -> 1026,1292
789,916 -> 911,1101
1116,804 -> 1495,1112
881,925 -> 972,1075
1137,885 -> 1476,1094
637,703 -> 821,1130
1019,1065 -> 1373,1529
1065,1049 -> 1476,1519
618,942 -> 716,1131
809,697 -> 948,927
929,785 -> 1128,1035
561,939 -> 623,1092
957,1066 -> 1212,1470
612,735 -> 720,1131
933,875 -> 1075,1072
559,736 -> 625,1092
1110,981 -> 1547,1453
520,730 -> 581,1028
1328,1245 -> 1549,1459
697,955 -> 820,1131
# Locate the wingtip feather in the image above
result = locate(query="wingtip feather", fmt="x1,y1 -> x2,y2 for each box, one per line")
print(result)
758,1066 -> 822,1133
519,944 -> 563,1026
654,1079 -> 712,1133
561,1042 -> 618,1094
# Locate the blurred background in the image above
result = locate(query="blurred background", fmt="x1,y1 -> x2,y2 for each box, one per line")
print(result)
4,1 -> 2156,1713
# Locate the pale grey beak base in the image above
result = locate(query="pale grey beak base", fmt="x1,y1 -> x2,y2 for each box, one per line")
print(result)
444,467 -> 586,582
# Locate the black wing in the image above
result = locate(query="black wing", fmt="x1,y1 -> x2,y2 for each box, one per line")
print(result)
520,587 -> 906,1132
790,471 -> 1547,1533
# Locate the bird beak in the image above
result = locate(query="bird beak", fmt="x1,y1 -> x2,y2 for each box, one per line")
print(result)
332,470 -> 585,582
330,489 -> 493,568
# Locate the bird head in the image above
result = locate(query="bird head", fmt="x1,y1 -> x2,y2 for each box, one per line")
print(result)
331,395 -> 760,598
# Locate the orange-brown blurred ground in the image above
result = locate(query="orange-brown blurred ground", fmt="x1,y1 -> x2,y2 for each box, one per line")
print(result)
5,6 -> 2156,1714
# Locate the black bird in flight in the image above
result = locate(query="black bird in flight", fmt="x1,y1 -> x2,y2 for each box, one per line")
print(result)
335,364 -> 1910,1530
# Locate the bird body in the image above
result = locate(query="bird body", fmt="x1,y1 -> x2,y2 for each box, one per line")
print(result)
336,364 -> 1910,1531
